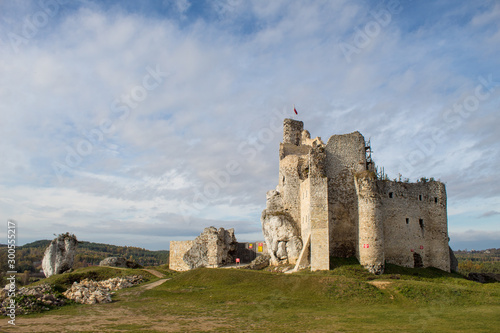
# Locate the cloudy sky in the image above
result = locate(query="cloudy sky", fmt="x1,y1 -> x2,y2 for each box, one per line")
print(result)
1,0 -> 499,251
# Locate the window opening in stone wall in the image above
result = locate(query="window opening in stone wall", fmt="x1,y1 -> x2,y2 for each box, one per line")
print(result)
419,219 -> 425,237
406,218 -> 409,225
389,192 -> 393,198
434,197 -> 438,203
365,139 -> 372,169
419,194 -> 422,201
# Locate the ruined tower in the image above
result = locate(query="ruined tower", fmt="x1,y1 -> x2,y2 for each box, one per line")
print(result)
261,119 -> 454,274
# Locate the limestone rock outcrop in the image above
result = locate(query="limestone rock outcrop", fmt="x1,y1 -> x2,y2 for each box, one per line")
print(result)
42,233 -> 78,278
183,227 -> 237,269
99,257 -> 141,269
261,190 -> 302,265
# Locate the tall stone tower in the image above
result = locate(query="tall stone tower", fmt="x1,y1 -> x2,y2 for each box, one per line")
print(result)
354,174 -> 385,274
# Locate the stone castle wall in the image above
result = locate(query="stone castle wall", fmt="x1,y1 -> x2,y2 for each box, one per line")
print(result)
309,176 -> 330,271
278,149 -> 307,232
376,180 -> 450,271
300,178 -> 311,241
324,132 -> 366,258
169,240 -> 195,271
283,118 -> 303,145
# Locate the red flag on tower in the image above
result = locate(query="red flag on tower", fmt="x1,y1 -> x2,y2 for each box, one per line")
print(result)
293,105 -> 298,115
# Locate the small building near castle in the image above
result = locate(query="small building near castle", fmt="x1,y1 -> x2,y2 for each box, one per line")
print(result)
261,118 -> 457,274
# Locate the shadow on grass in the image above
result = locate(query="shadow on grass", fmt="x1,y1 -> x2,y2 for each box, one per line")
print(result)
321,256 -> 468,281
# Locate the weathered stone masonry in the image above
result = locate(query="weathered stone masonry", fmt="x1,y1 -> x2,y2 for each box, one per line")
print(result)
261,119 -> 455,274
169,227 -> 268,271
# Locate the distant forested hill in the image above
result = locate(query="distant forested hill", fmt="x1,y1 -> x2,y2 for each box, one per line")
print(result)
0,240 -> 169,273
454,248 -> 500,275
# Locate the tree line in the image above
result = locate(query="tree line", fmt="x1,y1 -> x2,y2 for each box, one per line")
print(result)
454,248 -> 500,275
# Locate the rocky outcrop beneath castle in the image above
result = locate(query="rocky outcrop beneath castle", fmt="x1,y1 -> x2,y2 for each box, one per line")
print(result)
63,276 -> 144,304
183,227 -> 237,269
261,190 -> 302,265
99,257 -> 141,269
1,284 -> 67,316
42,233 -> 78,277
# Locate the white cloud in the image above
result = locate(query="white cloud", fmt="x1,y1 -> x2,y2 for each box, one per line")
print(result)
0,1 -> 499,250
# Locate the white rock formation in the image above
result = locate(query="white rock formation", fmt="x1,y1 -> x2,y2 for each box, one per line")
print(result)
42,233 -> 78,278
261,190 -> 303,265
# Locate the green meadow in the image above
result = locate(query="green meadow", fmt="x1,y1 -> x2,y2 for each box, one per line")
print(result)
2,260 -> 499,332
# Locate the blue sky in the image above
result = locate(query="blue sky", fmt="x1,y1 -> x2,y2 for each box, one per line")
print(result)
0,0 -> 499,251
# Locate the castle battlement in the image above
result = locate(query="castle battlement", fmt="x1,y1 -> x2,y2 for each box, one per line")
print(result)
261,119 -> 456,274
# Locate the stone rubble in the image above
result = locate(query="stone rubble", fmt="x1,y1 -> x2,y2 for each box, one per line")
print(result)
245,254 -> 270,270
63,275 -> 144,304
0,283 -> 66,315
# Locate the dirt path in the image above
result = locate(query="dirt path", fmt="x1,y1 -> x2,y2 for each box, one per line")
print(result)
142,268 -> 166,278
142,278 -> 169,290
114,270 -> 170,297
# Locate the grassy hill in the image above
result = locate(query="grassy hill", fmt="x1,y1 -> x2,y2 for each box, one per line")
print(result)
1,258 -> 498,332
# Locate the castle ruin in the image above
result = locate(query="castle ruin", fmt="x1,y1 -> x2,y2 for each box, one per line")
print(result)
261,119 -> 456,274
169,227 -> 267,271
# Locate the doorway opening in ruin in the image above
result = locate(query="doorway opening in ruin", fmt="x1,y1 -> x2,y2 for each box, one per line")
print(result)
413,252 -> 423,268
